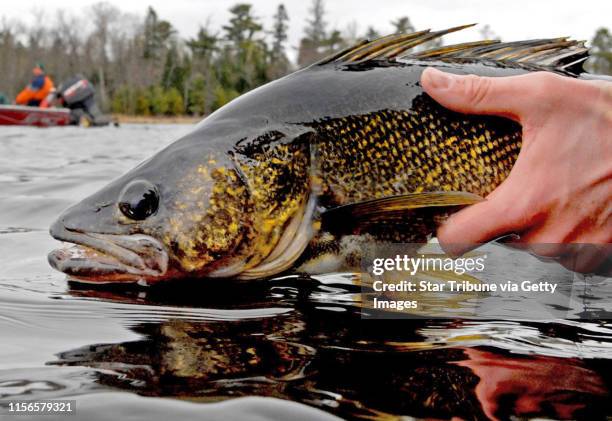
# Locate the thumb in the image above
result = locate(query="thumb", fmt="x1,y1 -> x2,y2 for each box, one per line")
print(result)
421,67 -> 551,122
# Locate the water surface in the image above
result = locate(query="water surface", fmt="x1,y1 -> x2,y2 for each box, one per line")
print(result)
0,125 -> 610,420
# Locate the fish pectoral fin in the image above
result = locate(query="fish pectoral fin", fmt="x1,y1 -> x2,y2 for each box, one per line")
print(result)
322,191 -> 482,222
320,191 -> 483,239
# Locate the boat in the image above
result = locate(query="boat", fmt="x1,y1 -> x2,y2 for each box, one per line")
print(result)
0,105 -> 71,127
1,76 -> 111,127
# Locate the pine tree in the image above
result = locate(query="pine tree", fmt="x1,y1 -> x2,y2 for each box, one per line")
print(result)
187,74 -> 206,115
391,17 -> 415,34
269,4 -> 290,78
220,3 -> 267,94
298,0 -> 328,66
365,26 -> 380,40
187,27 -> 218,60
143,6 -> 175,60
143,7 -> 159,59
325,29 -> 343,53
187,26 -> 219,115
588,27 -> 612,75
162,42 -> 190,92
271,4 -> 289,62
222,4 -> 263,45
304,0 -> 326,44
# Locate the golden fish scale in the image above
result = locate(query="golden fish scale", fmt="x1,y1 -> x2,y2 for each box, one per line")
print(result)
314,96 -> 522,205
166,158 -> 250,271
236,140 -> 310,267
167,142 -> 311,273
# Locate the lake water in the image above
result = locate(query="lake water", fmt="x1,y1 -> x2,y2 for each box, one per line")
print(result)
0,124 -> 610,420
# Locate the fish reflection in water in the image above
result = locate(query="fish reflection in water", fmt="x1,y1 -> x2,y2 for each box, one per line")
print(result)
50,278 -> 611,420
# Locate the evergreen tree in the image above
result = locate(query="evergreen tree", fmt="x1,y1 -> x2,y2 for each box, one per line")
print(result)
271,4 -> 289,62
391,16 -> 415,34
162,42 -> 190,92
187,27 -> 218,60
325,29 -> 344,53
149,85 -> 169,115
269,4 -> 290,78
143,6 -> 175,59
187,74 -> 206,115
588,27 -> 612,75
298,0 -> 328,66
187,26 -> 219,115
219,3 -> 267,94
390,16 -> 438,52
143,7 -> 159,59
165,87 -> 184,115
305,0 -> 326,44
223,4 -> 263,45
365,26 -> 380,40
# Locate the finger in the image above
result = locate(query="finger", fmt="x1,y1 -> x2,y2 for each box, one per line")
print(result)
559,244 -> 612,276
421,68 -> 561,122
437,188 -> 526,257
525,243 -> 568,259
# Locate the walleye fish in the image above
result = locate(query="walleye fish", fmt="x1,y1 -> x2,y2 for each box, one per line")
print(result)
48,25 -> 595,283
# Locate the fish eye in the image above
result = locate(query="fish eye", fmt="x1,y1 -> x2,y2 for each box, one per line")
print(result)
118,180 -> 159,221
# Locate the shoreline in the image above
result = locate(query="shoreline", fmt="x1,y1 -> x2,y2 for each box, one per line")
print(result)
112,114 -> 203,125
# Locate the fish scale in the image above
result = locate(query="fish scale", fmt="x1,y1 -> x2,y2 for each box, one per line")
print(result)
313,97 -> 521,207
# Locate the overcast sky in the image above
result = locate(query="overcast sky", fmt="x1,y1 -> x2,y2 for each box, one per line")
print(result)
1,0 -> 610,61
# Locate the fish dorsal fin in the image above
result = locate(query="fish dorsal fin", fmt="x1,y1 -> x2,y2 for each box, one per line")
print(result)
316,25 -> 589,73
412,37 -> 589,72
317,24 -> 475,65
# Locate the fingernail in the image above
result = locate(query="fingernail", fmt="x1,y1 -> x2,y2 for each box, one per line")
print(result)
424,68 -> 453,90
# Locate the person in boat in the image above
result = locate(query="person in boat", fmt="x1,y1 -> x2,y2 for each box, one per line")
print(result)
15,63 -> 54,107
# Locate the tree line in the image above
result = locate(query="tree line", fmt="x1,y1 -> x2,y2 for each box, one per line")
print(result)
1,1 -> 610,116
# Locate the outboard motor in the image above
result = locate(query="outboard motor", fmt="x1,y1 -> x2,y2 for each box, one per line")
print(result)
56,76 -> 110,126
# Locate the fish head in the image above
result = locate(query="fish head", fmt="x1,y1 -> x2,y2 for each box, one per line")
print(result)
48,126 -> 256,284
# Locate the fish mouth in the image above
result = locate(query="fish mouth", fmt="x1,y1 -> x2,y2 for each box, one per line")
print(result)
48,224 -> 169,283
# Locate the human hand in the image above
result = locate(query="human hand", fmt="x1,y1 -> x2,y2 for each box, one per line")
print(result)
421,68 -> 612,274
455,348 -> 607,421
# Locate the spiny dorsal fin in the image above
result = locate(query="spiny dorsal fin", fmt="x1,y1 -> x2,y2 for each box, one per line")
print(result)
414,40 -> 501,58
331,30 -> 431,63
317,24 -> 475,65
412,37 -> 589,72
316,25 -> 589,73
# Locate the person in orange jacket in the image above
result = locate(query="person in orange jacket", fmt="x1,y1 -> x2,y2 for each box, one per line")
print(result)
15,63 -> 54,107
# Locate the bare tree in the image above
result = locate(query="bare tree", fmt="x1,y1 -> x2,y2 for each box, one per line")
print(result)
88,2 -> 120,108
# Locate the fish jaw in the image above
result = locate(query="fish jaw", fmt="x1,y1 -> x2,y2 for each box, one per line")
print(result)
48,221 -> 170,283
